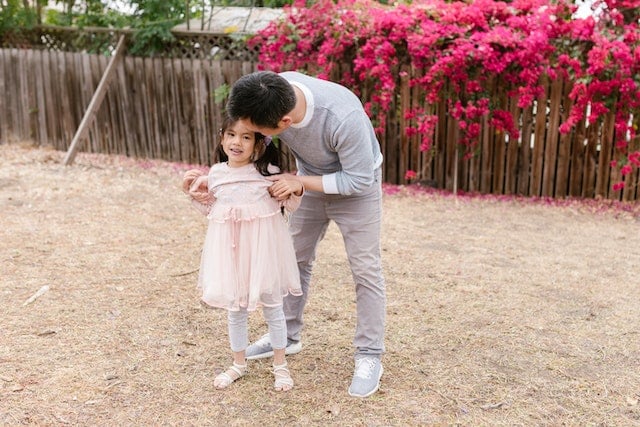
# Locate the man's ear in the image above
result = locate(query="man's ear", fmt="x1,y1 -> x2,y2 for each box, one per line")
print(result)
279,116 -> 293,128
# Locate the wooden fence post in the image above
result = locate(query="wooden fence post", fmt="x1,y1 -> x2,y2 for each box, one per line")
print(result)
63,34 -> 126,166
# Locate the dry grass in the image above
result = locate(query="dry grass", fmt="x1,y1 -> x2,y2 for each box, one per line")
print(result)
1,142 -> 640,426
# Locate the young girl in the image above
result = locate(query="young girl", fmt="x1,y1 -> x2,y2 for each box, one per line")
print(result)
182,116 -> 303,392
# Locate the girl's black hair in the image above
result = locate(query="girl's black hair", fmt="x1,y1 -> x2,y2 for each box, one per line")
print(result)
213,115 -> 283,176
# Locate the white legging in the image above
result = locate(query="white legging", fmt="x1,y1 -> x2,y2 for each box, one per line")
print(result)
227,305 -> 287,353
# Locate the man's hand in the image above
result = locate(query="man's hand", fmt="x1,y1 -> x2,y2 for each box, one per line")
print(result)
267,173 -> 303,200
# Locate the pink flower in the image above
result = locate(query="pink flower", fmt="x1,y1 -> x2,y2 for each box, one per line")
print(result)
621,165 -> 633,176
250,0 -> 640,189
405,170 -> 418,181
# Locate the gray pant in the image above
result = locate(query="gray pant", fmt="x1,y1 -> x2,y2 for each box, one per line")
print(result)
284,168 -> 385,357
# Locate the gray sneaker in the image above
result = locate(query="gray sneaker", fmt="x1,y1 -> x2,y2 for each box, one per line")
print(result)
245,333 -> 302,360
348,356 -> 383,398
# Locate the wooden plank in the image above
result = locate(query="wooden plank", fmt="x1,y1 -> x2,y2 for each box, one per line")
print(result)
399,66 -> 410,184
434,88 -> 447,189
542,77 -> 562,197
398,68 -> 412,184
467,140 -> 481,193
466,93 -> 482,192
241,60 -> 254,76
625,116 -> 640,201
204,58 -> 218,164
479,113 -> 493,193
504,93 -> 520,195
459,140 -> 469,192
530,76 -> 549,197
17,49 -> 29,139
517,106 -> 533,195
173,58 -> 190,163
98,54 -> 113,154
150,57 -> 164,158
101,54 -> 118,155
148,57 -> 162,158
100,54 -> 119,155
604,111 -> 620,200
5,49 -> 16,140
208,59 -> 225,166
619,114 -> 638,201
64,35 -> 126,165
162,57 -> 173,159
70,52 -> 84,140
162,58 -> 177,161
193,58 -> 208,164
203,58 -> 215,163
405,67 -> 429,185
210,60 -> 224,130
554,78 -> 574,198
206,59 -> 222,164
182,58 -> 196,163
83,52 -> 99,152
492,79 -> 507,194
581,119 -> 599,198
10,49 -> 22,141
568,112 -> 587,197
26,50 -> 38,141
0,50 -> 8,142
46,51 -> 64,148
117,56 -> 136,157
446,124 -> 459,193
56,52 -> 71,148
623,164 -> 639,202
42,51 -> 55,146
457,89 -> 470,191
609,160 -> 623,200
595,112 -> 616,197
132,56 -> 150,158
422,92 -> 438,186
34,50 -> 48,145
9,49 -> 21,139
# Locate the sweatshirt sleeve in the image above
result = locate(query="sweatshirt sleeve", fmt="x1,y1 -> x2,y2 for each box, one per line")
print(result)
281,188 -> 303,213
326,110 -> 377,195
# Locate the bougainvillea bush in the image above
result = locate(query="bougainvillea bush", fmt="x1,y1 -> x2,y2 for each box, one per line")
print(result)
250,0 -> 640,191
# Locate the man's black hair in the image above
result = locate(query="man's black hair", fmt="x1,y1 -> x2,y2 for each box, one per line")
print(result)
226,71 -> 296,129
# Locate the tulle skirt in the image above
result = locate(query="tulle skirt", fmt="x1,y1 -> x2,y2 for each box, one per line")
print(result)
198,212 -> 302,311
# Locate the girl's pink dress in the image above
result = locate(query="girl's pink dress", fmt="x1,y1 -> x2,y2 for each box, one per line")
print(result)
196,162 -> 303,311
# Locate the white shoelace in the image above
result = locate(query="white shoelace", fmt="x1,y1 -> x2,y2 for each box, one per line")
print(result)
354,358 -> 377,379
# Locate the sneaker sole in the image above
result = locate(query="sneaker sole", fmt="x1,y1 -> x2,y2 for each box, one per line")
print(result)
246,342 -> 302,360
348,364 -> 383,398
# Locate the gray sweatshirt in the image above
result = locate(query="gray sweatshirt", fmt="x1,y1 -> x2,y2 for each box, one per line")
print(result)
278,72 -> 383,195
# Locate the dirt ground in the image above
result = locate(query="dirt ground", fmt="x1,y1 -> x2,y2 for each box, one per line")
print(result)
1,142 -> 640,426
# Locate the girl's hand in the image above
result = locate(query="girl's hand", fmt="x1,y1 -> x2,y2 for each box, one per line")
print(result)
182,169 -> 205,194
189,175 -> 212,204
267,174 -> 303,201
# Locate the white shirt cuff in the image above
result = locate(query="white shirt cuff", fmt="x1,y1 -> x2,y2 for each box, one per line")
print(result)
322,173 -> 339,194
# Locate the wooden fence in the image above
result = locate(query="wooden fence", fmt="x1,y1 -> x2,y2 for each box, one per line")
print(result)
1,45 -> 638,201
386,69 -> 639,202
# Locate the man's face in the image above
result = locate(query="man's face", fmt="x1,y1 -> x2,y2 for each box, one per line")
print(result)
237,118 -> 288,137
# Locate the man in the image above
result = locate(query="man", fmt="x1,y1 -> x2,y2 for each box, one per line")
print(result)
226,70 -> 385,398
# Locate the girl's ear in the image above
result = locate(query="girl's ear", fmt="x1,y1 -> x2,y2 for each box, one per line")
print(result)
253,142 -> 266,160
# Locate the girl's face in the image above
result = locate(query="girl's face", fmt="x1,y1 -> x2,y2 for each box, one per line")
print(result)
221,121 -> 257,168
